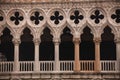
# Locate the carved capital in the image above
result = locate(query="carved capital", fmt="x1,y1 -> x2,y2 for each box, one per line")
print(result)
33,38 -> 40,45
12,38 -> 21,45
53,38 -> 60,44
115,38 -> 120,43
94,37 -> 101,43
73,38 -> 80,44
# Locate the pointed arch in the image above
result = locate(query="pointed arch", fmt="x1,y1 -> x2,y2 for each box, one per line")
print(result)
100,26 -> 116,60
59,26 -> 74,60
38,24 -> 55,39
58,23 -> 75,39
0,27 -> 14,61
18,25 -> 35,39
80,26 -> 95,60
99,24 -> 119,39
19,27 -> 34,61
39,27 -> 54,60
1,25 -> 15,39
79,23 -> 97,38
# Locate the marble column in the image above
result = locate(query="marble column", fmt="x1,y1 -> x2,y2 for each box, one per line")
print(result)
13,39 -> 20,72
94,38 -> 101,72
115,38 -> 120,71
74,38 -> 80,72
54,38 -> 60,71
34,39 -> 40,72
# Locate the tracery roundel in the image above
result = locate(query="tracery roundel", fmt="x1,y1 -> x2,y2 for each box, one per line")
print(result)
50,11 -> 64,25
0,15 -> 3,21
90,10 -> 104,24
111,9 -> 120,23
30,11 -> 44,25
70,10 -> 84,24
10,12 -> 24,25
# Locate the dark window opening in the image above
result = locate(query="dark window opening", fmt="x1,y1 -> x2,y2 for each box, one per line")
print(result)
80,26 -> 95,60
100,26 -> 116,60
60,27 -> 74,60
19,27 -> 34,61
0,27 -> 14,61
39,27 -> 54,61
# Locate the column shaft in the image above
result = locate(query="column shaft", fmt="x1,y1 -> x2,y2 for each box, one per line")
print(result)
54,41 -> 60,71
94,38 -> 100,72
13,39 -> 20,72
74,38 -> 80,72
34,39 -> 40,72
116,39 -> 120,71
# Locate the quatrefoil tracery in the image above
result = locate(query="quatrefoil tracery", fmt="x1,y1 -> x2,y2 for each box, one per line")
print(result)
30,11 -> 44,25
90,10 -> 104,24
111,9 -> 120,23
50,11 -> 64,25
0,15 -> 3,21
70,10 -> 84,24
10,12 -> 24,25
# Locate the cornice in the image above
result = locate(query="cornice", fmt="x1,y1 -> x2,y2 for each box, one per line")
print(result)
0,0 -> 120,3
0,1 -> 120,10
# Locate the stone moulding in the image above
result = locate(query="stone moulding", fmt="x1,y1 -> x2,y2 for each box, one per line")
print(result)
0,0 -> 120,3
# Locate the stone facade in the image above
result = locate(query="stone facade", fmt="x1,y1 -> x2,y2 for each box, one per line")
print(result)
0,0 -> 120,80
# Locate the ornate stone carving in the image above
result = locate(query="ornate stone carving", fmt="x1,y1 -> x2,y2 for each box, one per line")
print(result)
50,11 -> 64,25
90,10 -> 104,24
0,10 -> 6,25
7,9 -> 26,27
70,10 -> 84,24
28,9 -> 46,27
0,1 -> 119,45
10,11 -> 24,25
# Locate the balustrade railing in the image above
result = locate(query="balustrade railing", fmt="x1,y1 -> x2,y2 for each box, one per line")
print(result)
80,60 -> 95,72
0,60 -> 118,73
19,61 -> 34,72
0,61 -> 13,72
100,61 -> 117,72
39,61 -> 54,71
60,61 -> 74,71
